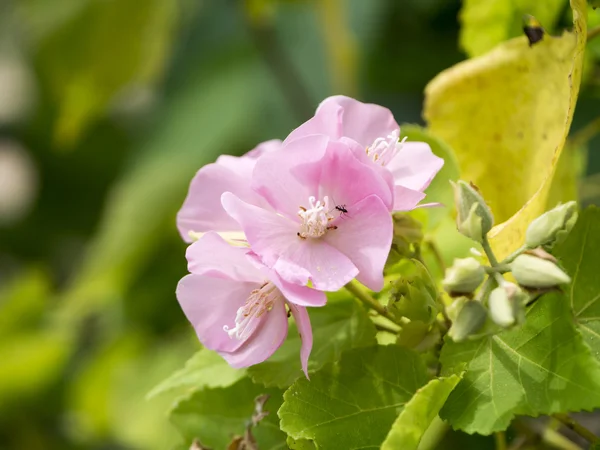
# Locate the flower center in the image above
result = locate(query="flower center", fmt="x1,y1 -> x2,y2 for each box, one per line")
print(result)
366,129 -> 407,166
297,196 -> 335,239
223,281 -> 281,341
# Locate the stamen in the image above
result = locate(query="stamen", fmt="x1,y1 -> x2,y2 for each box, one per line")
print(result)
297,196 -> 335,238
365,129 -> 407,166
223,281 -> 281,340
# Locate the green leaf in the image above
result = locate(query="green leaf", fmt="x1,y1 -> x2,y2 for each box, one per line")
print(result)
279,345 -> 429,449
424,0 -> 587,260
381,375 -> 461,450
287,436 -> 316,450
439,293 -> 600,434
459,0 -> 566,57
147,348 -> 247,400
36,0 -> 178,146
553,206 -> 600,353
247,296 -> 377,388
170,377 -> 286,450
400,125 -> 461,230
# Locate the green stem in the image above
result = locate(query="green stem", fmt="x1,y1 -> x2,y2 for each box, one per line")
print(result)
569,116 -> 600,149
499,245 -> 528,265
495,431 -> 507,450
553,413 -> 599,445
482,236 -> 500,267
345,280 -> 400,325
425,240 -> 447,273
483,264 -> 511,274
588,25 -> 600,43
374,321 -> 401,334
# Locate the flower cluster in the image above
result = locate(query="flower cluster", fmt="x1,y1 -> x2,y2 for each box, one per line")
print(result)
175,96 -> 443,376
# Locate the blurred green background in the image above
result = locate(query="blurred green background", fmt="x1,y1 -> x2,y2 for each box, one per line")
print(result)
0,0 -> 599,449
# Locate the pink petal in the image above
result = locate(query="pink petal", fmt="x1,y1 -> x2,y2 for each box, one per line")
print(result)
284,100 -> 343,144
176,273 -> 258,353
270,269 -> 328,307
185,232 -> 263,282
318,140 -> 394,211
318,95 -> 399,146
220,296 -> 289,368
222,192 -> 358,291
177,163 -> 268,242
386,142 -> 444,191
393,185 -> 427,212
251,135 -> 329,219
323,194 -> 392,291
216,139 -> 282,177
288,303 -> 313,378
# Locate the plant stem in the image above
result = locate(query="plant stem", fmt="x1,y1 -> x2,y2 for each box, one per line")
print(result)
374,321 -> 401,334
499,245 -> 528,265
569,116 -> 600,149
345,280 -> 400,325
425,240 -> 447,273
482,236 -> 500,267
483,264 -> 511,274
588,25 -> 600,43
495,431 -> 507,450
553,413 -> 599,445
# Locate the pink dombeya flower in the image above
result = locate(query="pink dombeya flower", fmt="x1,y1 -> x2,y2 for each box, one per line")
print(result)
285,95 -> 444,211
222,134 -> 394,292
176,232 -> 325,375
177,139 -> 281,243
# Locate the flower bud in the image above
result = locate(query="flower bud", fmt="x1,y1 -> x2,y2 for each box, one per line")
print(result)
525,201 -> 578,249
442,257 -> 485,295
488,283 -> 527,328
448,299 -> 487,342
452,180 -> 494,242
511,254 -> 571,288
388,259 -> 439,324
388,213 -> 424,264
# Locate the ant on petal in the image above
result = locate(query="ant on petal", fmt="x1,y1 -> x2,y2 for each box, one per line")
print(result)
335,204 -> 349,218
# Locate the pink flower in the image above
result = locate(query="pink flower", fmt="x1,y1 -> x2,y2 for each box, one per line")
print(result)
285,95 -> 444,211
177,139 -> 281,242
176,232 -> 325,375
221,134 -> 393,292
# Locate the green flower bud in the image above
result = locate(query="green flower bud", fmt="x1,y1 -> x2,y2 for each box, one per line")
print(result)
452,180 -> 494,242
388,259 -> 439,324
511,254 -> 571,288
525,201 -> 578,249
448,299 -> 487,342
442,257 -> 485,295
488,283 -> 527,328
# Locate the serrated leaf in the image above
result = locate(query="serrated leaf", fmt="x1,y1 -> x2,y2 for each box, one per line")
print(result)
553,206 -> 600,354
400,125 -> 461,229
439,293 -> 600,434
170,377 -> 285,450
147,348 -> 246,400
381,375 -> 461,450
247,296 -> 376,388
424,0 -> 587,260
279,345 -> 429,449
459,0 -> 566,57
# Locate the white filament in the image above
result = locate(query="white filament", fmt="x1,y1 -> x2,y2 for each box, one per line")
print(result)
297,196 -> 334,238
223,282 -> 279,340
366,129 -> 407,166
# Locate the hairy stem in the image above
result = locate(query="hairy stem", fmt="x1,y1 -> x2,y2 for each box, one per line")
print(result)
553,413 -> 599,445
345,280 -> 400,325
482,236 -> 500,267
499,245 -> 528,265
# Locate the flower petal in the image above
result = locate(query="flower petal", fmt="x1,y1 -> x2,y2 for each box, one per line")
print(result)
288,303 -> 313,378
220,296 -> 289,368
284,100 -> 343,144
319,95 -> 399,146
185,232 -> 263,282
386,141 -> 444,191
176,273 -> 257,353
270,269 -> 328,307
216,139 -> 282,177
393,185 -> 427,212
177,163 -> 268,242
222,192 -> 358,291
251,134 -> 329,219
319,140 -> 394,211
324,194 -> 393,291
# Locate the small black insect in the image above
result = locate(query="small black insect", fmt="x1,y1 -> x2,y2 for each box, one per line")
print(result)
335,204 -> 349,217
523,15 -> 544,47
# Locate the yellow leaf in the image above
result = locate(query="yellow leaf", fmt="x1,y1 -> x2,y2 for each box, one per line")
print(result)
424,0 -> 587,259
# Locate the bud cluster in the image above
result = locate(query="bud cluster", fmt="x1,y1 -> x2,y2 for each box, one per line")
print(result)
444,181 -> 578,342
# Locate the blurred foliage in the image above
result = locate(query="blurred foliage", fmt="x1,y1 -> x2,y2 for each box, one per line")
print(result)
0,0 -> 599,449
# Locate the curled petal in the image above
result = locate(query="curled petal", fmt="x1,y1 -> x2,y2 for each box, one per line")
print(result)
386,141 -> 444,191
288,303 -> 313,378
